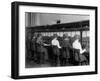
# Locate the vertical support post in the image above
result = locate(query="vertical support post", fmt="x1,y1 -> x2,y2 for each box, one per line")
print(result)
80,23 -> 83,45
80,30 -> 82,45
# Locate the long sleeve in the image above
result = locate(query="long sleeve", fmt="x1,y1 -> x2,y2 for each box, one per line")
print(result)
56,40 -> 61,48
72,40 -> 86,54
51,39 -> 61,48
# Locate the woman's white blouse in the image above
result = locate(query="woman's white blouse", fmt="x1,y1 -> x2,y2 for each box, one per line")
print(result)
51,38 -> 61,48
72,39 -> 86,54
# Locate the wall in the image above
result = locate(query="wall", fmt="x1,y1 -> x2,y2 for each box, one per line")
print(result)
0,0 -> 99,81
39,13 -> 89,26
26,13 -> 89,27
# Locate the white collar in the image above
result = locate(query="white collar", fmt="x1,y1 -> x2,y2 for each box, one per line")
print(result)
75,39 -> 79,42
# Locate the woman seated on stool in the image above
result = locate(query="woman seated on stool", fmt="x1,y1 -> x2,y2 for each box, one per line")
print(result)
72,35 -> 88,65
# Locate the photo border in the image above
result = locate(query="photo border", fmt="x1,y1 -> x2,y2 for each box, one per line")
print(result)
11,1 -> 98,79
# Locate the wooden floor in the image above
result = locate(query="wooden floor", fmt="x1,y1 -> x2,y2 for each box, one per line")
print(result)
25,59 -> 76,68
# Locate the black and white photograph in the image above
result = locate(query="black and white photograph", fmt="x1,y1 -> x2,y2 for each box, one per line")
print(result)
11,1 -> 97,79
25,13 -> 90,68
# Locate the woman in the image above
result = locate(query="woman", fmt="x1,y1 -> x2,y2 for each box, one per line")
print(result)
72,35 -> 88,65
51,34 -> 61,66
61,34 -> 71,65
36,34 -> 48,64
